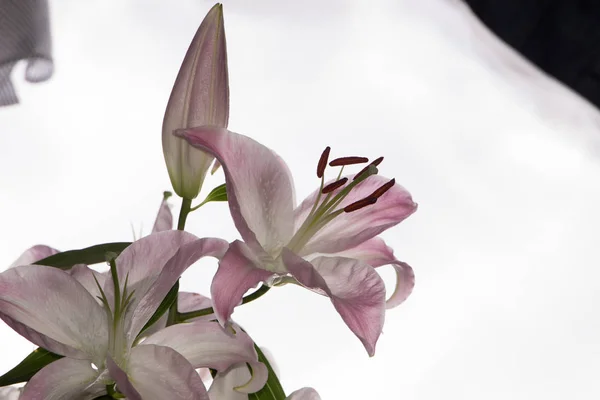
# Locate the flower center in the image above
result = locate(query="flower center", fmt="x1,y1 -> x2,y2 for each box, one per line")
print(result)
93,254 -> 136,368
286,146 -> 395,253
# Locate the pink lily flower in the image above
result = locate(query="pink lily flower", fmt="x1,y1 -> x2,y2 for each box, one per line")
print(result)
178,128 -> 417,356
162,3 -> 229,200
0,231 -> 267,399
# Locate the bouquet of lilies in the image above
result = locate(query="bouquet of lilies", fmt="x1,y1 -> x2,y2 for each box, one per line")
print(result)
0,4 -> 417,399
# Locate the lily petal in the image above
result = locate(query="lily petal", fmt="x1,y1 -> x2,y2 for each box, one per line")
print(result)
294,175 -> 417,256
140,291 -> 214,337
69,264 -> 107,302
329,237 -> 415,308
0,386 -> 22,400
208,362 -> 267,400
21,357 -> 105,400
8,245 -> 59,268
143,321 -> 260,372
0,265 -> 108,359
124,236 -> 229,343
162,3 -> 229,199
178,128 -> 295,256
151,192 -> 173,233
287,388 -> 322,400
179,291 -> 213,315
282,250 -> 386,356
111,344 -> 209,400
211,240 -> 274,325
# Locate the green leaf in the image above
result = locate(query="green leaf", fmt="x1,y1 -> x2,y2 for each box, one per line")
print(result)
0,347 -> 63,386
249,345 -> 286,400
203,184 -> 227,203
35,242 -> 132,270
138,281 -> 180,336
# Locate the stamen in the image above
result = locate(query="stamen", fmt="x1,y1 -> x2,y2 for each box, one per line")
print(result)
322,177 -> 348,194
371,156 -> 384,166
369,178 -> 395,199
344,196 -> 377,212
353,156 -> 384,181
317,146 -> 331,178
329,156 -> 368,167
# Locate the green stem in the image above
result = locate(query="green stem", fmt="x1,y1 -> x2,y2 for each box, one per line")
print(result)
177,284 -> 271,322
177,198 -> 192,230
169,197 -> 192,325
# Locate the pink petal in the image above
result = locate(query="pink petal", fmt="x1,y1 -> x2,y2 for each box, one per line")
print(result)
0,265 -> 107,359
21,357 -> 105,400
179,291 -> 213,315
287,388 -> 322,400
69,264 -> 107,302
0,386 -> 22,400
143,321 -> 259,372
208,362 -> 268,399
178,128 -> 295,256
283,250 -> 386,356
151,193 -> 173,233
162,4 -> 229,199
104,232 -> 228,344
327,237 -> 415,308
211,240 -> 274,325
139,291 -> 214,337
8,245 -> 59,268
294,174 -> 417,256
112,344 -> 209,400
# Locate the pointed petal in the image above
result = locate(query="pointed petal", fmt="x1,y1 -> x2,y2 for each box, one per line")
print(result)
162,4 -> 229,199
8,245 -> 59,268
178,128 -> 295,255
69,264 -> 107,302
0,265 -> 108,359
106,232 -> 229,343
287,388 -> 322,400
208,362 -> 267,399
294,175 -> 417,256
283,250 -> 386,356
151,193 -> 173,233
329,237 -> 415,308
21,357 -> 105,400
211,241 -> 274,325
143,321 -> 259,372
112,344 -> 209,400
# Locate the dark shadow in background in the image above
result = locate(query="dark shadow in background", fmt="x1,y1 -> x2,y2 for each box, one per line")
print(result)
464,0 -> 600,110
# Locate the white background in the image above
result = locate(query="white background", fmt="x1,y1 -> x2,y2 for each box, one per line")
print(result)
2,0 -> 600,399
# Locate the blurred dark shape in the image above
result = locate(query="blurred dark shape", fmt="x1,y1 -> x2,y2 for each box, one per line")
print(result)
464,1 -> 600,110
0,0 -> 53,106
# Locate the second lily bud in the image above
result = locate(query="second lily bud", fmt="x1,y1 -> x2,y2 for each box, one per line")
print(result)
162,3 -> 229,200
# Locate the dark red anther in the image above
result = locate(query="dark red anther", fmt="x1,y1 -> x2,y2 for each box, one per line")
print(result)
317,146 -> 331,178
369,178 -> 395,199
322,177 -> 348,194
329,156 -> 369,167
344,196 -> 377,212
371,156 -> 384,167
353,156 -> 384,181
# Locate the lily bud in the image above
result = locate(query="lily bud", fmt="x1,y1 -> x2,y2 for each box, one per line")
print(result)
162,3 -> 229,199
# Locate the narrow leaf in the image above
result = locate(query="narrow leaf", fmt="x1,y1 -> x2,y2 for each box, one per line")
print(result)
139,281 -> 180,336
0,348 -> 62,386
35,242 -> 132,270
203,183 -> 227,203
